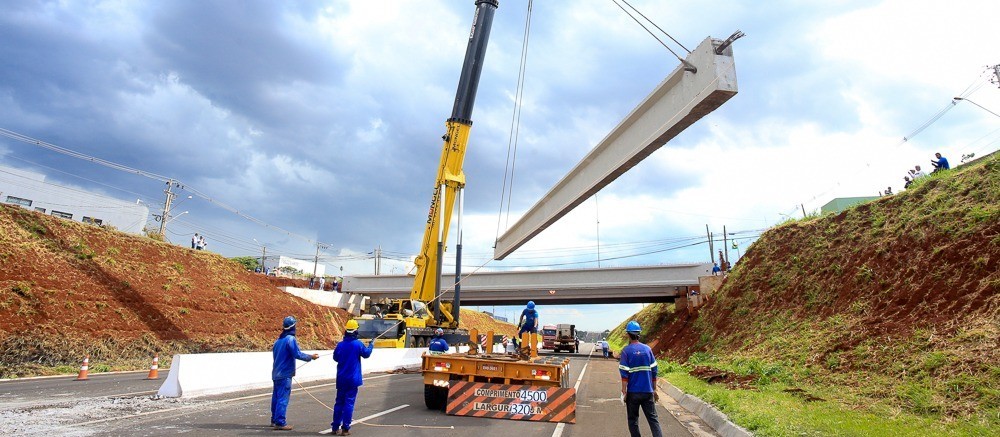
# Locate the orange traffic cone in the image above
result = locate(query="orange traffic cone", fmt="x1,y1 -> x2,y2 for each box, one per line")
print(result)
146,354 -> 159,380
75,356 -> 90,381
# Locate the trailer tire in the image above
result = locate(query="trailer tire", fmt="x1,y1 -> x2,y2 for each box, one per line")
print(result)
424,384 -> 447,411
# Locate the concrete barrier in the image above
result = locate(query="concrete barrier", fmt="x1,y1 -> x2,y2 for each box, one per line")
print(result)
157,344 -> 506,398
279,286 -> 368,316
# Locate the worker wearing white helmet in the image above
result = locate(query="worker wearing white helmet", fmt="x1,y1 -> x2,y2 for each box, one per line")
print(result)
428,328 -> 450,354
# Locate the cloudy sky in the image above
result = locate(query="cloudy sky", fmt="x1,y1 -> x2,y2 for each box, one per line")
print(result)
2,0 -> 998,331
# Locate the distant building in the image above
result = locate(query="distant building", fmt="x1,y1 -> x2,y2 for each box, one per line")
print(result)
0,164 -> 148,233
263,255 -> 326,277
820,196 -> 880,215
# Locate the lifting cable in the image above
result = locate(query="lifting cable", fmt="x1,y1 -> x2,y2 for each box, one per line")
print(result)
609,0 -> 696,71
494,0 -> 534,247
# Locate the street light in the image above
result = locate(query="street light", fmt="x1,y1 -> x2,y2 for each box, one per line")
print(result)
163,211 -> 188,226
953,97 -> 1000,118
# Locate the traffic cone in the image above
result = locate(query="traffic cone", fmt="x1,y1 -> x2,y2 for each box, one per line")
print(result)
145,354 -> 159,380
75,356 -> 90,381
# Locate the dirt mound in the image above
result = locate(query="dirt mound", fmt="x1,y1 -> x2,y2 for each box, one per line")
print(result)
0,205 -> 349,377
690,366 -> 757,390
647,153 -> 1000,420
458,310 -> 517,338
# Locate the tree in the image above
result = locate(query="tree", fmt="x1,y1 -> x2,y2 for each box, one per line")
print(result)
231,256 -> 259,271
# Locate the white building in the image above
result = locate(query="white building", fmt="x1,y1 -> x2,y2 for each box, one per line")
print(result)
264,255 -> 326,277
0,164 -> 149,234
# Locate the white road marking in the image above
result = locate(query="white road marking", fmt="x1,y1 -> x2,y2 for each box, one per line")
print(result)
318,404 -> 409,434
552,360 -> 589,437
51,373 -> 414,431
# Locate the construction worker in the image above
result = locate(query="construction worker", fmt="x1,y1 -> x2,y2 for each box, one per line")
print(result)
331,319 -> 374,436
619,321 -> 662,437
429,328 -> 450,354
271,316 -> 319,431
516,301 -> 539,347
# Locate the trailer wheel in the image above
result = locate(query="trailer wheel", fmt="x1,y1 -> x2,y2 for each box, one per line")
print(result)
424,384 -> 447,411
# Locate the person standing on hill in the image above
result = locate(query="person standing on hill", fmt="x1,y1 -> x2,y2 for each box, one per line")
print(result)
271,316 -> 319,431
331,319 -> 374,436
619,321 -> 662,437
932,152 -> 950,172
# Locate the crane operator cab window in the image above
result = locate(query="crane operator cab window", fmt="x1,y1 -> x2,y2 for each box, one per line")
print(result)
356,318 -> 403,340
409,300 -> 429,318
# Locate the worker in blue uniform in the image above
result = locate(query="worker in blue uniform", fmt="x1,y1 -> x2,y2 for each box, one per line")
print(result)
271,316 -> 319,431
619,321 -> 662,437
429,328 -> 450,354
331,319 -> 374,436
516,301 -> 539,347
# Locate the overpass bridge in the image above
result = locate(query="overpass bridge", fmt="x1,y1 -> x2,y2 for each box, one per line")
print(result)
341,263 -> 712,305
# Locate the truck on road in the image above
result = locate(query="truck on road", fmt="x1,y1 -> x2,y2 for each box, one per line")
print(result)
541,324 -> 557,349
553,324 -> 578,353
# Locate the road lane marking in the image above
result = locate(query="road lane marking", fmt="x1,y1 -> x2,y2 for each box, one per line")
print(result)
50,373 -> 417,432
552,360 -> 589,437
318,404 -> 409,434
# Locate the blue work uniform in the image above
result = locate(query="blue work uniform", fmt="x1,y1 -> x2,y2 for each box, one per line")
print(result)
936,156 -> 950,170
619,342 -> 662,437
270,327 -> 314,427
331,332 -> 374,434
429,337 -> 450,353
518,308 -> 538,337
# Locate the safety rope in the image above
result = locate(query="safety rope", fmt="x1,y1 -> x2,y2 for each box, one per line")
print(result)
287,254 -> 497,418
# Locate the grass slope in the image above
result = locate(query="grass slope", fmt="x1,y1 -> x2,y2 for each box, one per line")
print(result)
621,154 -> 1000,435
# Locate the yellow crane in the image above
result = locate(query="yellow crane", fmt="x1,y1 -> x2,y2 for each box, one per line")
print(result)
356,0 -> 498,348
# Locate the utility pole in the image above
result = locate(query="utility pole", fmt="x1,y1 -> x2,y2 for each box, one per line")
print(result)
801,204 -> 807,218
157,180 -> 176,236
723,225 -> 730,270
261,245 -> 266,272
312,244 -> 321,277
705,225 -> 713,263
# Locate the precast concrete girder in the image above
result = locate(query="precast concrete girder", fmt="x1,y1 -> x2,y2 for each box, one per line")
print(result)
342,263 -> 711,305
494,37 -> 738,260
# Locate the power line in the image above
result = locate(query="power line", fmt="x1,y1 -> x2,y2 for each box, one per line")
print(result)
0,127 -> 333,248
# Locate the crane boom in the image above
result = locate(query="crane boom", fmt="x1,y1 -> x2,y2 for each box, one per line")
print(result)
411,0 -> 498,328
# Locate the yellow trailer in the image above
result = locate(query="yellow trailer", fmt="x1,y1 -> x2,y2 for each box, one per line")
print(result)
421,330 -> 571,410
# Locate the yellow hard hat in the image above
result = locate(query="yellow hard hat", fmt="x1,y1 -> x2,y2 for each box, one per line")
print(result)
345,319 -> 359,331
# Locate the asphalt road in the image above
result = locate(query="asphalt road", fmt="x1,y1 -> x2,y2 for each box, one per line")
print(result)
0,369 -> 166,410
2,343 -> 714,436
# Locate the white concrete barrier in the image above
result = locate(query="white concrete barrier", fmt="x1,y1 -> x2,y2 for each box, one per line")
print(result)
159,347 -> 426,398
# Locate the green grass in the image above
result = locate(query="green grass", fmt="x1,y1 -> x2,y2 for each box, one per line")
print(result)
663,371 -> 996,436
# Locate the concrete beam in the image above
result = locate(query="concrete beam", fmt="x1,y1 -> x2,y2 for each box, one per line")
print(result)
342,263 -> 711,305
494,37 -> 738,259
